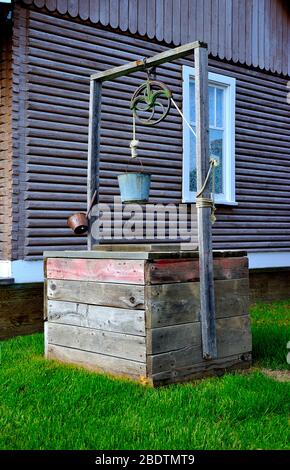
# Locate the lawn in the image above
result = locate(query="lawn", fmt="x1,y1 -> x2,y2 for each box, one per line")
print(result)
0,301 -> 289,450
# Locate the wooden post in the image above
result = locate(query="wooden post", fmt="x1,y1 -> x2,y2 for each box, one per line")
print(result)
87,79 -> 102,249
194,45 -> 217,359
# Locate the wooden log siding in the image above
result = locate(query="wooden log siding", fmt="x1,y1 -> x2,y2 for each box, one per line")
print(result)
0,29 -> 13,260
21,0 -> 290,77
15,7 -> 290,258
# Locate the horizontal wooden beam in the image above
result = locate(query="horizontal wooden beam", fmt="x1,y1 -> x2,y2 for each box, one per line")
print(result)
91,41 -> 207,82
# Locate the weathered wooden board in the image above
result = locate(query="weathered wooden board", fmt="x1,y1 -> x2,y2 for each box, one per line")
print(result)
145,259 -> 198,284
46,257 -> 145,284
147,314 -> 251,367
0,283 -> 43,340
214,278 -> 249,319
147,344 -> 203,375
47,344 -> 146,379
145,278 -> 249,328
213,257 -> 248,281
147,315 -> 252,365
47,323 -> 146,362
145,256 -> 248,284
146,323 -> 198,355
47,300 -> 145,336
150,353 -> 252,386
250,269 -> 290,303
93,243 -> 198,252
91,40 -> 205,81
145,282 -> 200,328
47,279 -> 144,309
44,250 -> 246,260
216,315 -> 252,357
44,250 -> 200,260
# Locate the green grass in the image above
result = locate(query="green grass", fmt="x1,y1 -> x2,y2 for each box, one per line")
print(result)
251,300 -> 290,370
0,301 -> 289,450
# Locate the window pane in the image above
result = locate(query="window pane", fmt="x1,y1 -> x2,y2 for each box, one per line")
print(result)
216,88 -> 224,128
209,129 -> 223,194
189,127 -> 197,192
209,86 -> 215,127
189,81 -> 195,122
189,128 -> 224,195
190,80 -> 216,126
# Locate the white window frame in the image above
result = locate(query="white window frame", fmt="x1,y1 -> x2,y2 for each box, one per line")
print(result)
182,65 -> 236,205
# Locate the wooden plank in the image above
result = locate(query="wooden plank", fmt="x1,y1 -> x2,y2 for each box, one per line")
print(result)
145,282 -> 200,328
216,315 -> 252,358
90,41 -> 206,81
43,250 -> 246,260
47,279 -> 144,309
0,283 -> 43,340
145,256 -> 248,284
47,300 -> 145,336
87,79 -> 101,249
145,278 -> 249,329
147,323 -> 198,355
194,45 -> 217,360
214,278 -> 249,319
147,342 -> 202,375
46,258 -> 145,284
47,344 -> 147,378
44,250 -> 199,260
145,259 -> 198,284
92,243 -> 198,252
213,257 -> 248,280
150,353 -> 252,386
47,323 -> 146,362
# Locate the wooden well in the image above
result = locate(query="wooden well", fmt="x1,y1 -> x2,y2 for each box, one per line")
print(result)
44,246 -> 252,386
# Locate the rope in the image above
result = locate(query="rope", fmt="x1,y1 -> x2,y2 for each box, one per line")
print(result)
196,159 -> 218,224
171,97 -> 196,138
171,97 -> 218,225
130,115 -> 139,158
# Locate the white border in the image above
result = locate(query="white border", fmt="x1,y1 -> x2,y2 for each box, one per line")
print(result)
182,65 -> 236,205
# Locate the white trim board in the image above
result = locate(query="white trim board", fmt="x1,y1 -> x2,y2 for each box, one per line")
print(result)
0,260 -> 44,283
248,252 -> 290,269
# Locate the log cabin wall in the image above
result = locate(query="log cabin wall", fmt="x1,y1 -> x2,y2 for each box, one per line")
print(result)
0,26 -> 13,260
12,4 -> 290,259
22,0 -> 290,77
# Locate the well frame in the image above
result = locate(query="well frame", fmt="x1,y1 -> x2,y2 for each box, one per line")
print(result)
87,41 -> 217,361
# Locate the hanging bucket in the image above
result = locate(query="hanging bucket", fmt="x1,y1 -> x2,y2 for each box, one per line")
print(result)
67,212 -> 88,235
118,173 -> 151,203
67,190 -> 97,235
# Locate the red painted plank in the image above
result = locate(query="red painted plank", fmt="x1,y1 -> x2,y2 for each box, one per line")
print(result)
146,259 -> 199,284
213,257 -> 248,281
46,258 -> 145,284
146,257 -> 248,284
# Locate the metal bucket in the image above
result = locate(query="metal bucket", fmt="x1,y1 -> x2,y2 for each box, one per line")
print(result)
67,212 -> 89,235
118,173 -> 151,203
67,190 -> 97,235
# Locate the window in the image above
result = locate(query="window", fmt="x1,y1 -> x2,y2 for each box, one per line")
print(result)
182,66 -> 236,204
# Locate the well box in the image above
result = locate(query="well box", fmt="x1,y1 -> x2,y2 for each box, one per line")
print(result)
44,246 -> 252,386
